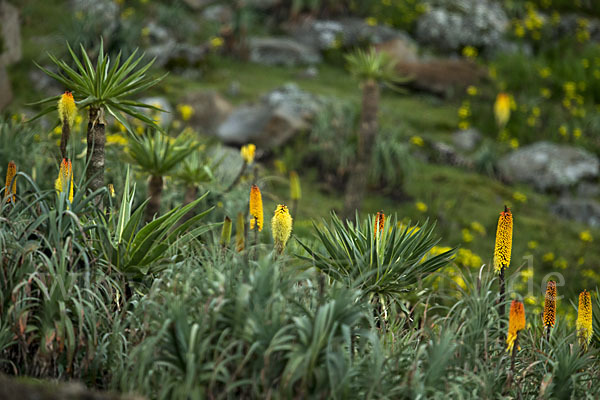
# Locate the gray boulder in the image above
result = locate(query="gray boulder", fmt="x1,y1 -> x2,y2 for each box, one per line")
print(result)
551,197 -> 600,228
217,83 -> 321,148
416,0 -> 508,53
0,1 -> 22,66
180,90 -> 233,134
452,128 -> 482,152
498,142 -> 599,192
249,37 -> 322,66
285,17 -> 415,51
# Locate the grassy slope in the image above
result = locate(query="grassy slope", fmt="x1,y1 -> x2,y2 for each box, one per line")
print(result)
177,58 -> 600,302
8,0 -> 599,303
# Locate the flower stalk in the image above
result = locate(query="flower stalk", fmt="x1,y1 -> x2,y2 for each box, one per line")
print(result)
543,280 -> 556,341
58,90 -> 77,160
4,161 -> 17,203
272,204 -> 293,255
576,290 -> 593,350
494,206 -> 513,317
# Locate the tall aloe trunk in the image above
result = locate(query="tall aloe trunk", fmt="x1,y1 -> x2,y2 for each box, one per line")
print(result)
145,175 -> 164,222
86,107 -> 106,194
343,78 -> 380,218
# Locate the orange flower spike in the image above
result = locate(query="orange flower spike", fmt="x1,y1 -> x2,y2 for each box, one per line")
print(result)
506,300 -> 526,353
55,158 -> 74,203
374,211 -> 385,237
493,206 -> 513,273
249,184 -> 263,232
542,281 -> 556,328
4,161 -> 17,203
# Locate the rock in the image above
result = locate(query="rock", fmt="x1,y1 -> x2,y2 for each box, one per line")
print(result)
138,97 -> 173,128
183,0 -> 212,10
217,83 -> 321,148
555,14 -> 600,43
577,182 -> 600,198
395,58 -> 484,96
452,128 -> 482,152
551,197 -> 600,228
210,146 -> 245,188
248,37 -> 322,66
180,90 -> 233,134
0,1 -> 22,66
284,17 -> 415,51
202,4 -> 233,23
498,142 -> 599,192
147,42 -> 209,70
429,141 -> 473,168
71,0 -> 120,42
375,38 -> 419,64
0,66 -> 12,110
415,0 -> 509,53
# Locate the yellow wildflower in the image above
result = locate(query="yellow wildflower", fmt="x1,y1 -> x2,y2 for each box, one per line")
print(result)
55,158 -> 74,203
543,281 -> 556,328
493,206 -> 513,273
494,93 -> 511,129
415,201 -> 427,212
272,204 -> 293,254
241,144 -> 256,164
249,185 -> 263,232
177,104 -> 194,121
506,300 -> 526,352
580,230 -> 592,242
410,136 -> 424,147
576,290 -> 593,349
58,91 -> 77,129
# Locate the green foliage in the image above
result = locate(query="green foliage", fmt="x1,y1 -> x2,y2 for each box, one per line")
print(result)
126,129 -> 199,176
93,172 -> 216,276
297,212 -> 456,305
30,39 -> 166,134
345,47 -> 405,84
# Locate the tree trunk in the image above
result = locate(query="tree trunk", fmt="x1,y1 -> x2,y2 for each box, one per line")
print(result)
86,107 -> 106,194
145,175 -> 163,222
343,79 -> 380,219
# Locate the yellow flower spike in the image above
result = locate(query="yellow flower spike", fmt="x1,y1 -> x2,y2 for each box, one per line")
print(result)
249,185 -> 263,232
55,158 -> 74,203
108,183 -> 115,198
493,206 -> 513,273
494,92 -> 511,130
271,204 -> 293,254
4,161 -> 17,203
289,171 -> 301,201
576,290 -> 593,349
506,300 -> 526,352
542,281 -> 556,328
240,144 -> 256,164
236,212 -> 245,252
58,91 -> 77,129
374,211 -> 385,238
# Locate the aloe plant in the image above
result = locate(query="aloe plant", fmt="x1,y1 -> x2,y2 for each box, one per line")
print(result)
126,129 -> 199,222
31,39 -> 166,196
